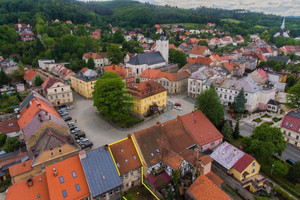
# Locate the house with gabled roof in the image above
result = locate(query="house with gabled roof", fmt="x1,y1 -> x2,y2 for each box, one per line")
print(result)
23,69 -> 47,86
132,117 -> 197,178
189,45 -> 211,58
0,119 -> 20,137
79,147 -> 122,200
109,135 -> 142,192
45,155 -> 90,200
6,173 -> 50,200
210,142 -> 268,193
281,108 -> 300,148
82,52 -> 111,73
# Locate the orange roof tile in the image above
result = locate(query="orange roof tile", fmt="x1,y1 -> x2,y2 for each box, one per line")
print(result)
6,173 -> 50,200
0,120 -> 20,134
23,69 -> 37,81
80,67 -> 88,73
206,171 -> 224,187
180,110 -> 223,146
162,148 -> 184,170
18,99 -> 60,130
128,80 -> 166,99
169,44 -> 177,50
188,38 -> 200,44
187,174 -> 230,200
199,155 -> 213,165
140,69 -> 190,82
9,160 -> 33,178
188,57 -> 212,65
190,45 -> 209,55
223,61 -> 236,72
104,65 -> 127,79
45,156 -> 90,200
83,52 -> 107,60
110,137 -> 142,175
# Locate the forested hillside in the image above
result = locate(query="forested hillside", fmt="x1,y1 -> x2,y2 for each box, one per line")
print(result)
0,0 -> 299,37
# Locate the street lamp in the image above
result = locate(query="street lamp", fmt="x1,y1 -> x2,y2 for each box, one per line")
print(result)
271,164 -> 274,175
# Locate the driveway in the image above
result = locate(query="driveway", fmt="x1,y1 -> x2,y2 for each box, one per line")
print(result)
68,92 -> 195,148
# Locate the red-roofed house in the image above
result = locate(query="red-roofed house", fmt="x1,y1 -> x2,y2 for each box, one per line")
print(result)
23,69 -> 47,86
222,61 -> 242,75
281,108 -> 300,148
180,110 -> 223,152
189,45 -> 211,58
0,120 -> 20,137
82,52 -> 111,73
234,35 -> 244,43
250,69 -> 268,85
104,65 -> 136,87
90,29 -> 101,39
220,36 -> 233,45
187,57 -> 213,66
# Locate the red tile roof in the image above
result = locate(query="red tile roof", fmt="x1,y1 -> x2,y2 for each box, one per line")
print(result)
128,80 -> 166,99
187,57 -> 212,65
206,171 -> 224,187
190,45 -> 209,55
147,171 -> 171,189
257,68 -> 268,78
0,120 -> 20,134
162,148 -> 184,170
9,160 -> 33,178
232,154 -> 255,173
179,110 -> 223,146
188,38 -> 200,44
42,76 -> 62,94
45,156 -> 90,200
281,108 -> 300,133
80,67 -> 88,73
23,69 -> 37,81
83,52 -> 107,60
6,173 -> 50,200
187,174 -> 230,200
104,65 -> 127,79
223,61 -> 237,72
140,69 -> 190,82
109,137 -> 142,175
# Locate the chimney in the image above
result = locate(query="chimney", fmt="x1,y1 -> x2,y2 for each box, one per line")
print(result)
192,120 -> 196,124
27,178 -> 33,187
104,144 -> 109,151
79,150 -> 86,160
23,162 -> 26,167
127,134 -> 131,139
176,115 -> 180,122
156,122 -> 160,125
53,167 -> 58,177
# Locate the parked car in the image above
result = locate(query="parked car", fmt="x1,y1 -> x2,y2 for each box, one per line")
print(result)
59,105 -> 67,109
60,112 -> 69,116
71,128 -> 80,134
69,126 -> 78,131
77,138 -> 89,144
67,122 -> 74,127
174,103 -> 182,110
286,159 -> 295,165
67,105 -> 74,110
75,132 -> 86,140
64,116 -> 72,122
81,141 -> 93,149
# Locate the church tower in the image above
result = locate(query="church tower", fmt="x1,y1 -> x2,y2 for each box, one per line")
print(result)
155,35 -> 169,64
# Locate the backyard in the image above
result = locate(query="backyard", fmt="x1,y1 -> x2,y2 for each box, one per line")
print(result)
123,186 -> 156,200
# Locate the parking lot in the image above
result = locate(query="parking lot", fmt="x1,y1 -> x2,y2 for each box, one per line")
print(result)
67,92 -> 195,149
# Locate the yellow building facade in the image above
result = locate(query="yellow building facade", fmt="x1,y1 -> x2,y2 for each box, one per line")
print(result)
133,91 -> 167,115
229,160 -> 260,181
70,75 -> 97,99
129,80 -> 167,116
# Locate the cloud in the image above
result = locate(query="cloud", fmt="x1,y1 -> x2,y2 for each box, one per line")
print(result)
139,0 -> 300,16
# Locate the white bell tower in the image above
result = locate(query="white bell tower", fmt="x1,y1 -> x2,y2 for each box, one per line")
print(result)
155,35 -> 169,64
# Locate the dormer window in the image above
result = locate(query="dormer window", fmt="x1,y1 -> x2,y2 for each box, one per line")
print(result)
121,149 -> 124,153
133,155 -> 137,160
8,123 -> 13,127
156,149 -> 160,154
290,124 -> 293,128
125,159 -> 128,163
117,163 -> 120,168
151,153 -> 154,157
286,122 -> 289,126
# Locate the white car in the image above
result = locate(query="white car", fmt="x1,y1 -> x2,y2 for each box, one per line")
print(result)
71,128 -> 80,133
67,105 -> 74,110
174,106 -> 182,110
68,122 -> 75,127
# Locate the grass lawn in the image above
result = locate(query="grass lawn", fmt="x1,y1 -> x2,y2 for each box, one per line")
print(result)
221,18 -> 242,24
253,118 -> 262,123
222,184 -> 244,200
231,137 -> 243,148
273,117 -> 282,123
261,122 -> 273,126
262,114 -> 272,118
123,186 -> 156,200
254,25 -> 267,29
115,115 -> 144,128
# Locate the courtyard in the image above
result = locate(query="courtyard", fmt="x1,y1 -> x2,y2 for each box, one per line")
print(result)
68,92 -> 195,148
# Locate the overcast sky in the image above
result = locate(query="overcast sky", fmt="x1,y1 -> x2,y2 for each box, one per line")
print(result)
138,0 -> 300,16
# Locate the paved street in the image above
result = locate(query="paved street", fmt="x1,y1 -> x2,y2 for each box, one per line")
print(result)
280,144 -> 300,162
239,123 -> 255,137
68,92 -> 195,148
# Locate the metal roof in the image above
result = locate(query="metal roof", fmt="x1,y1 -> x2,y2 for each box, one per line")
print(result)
128,52 -> 166,66
210,142 -> 244,170
80,146 -> 122,197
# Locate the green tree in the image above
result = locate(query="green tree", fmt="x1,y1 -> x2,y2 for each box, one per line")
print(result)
34,75 -> 44,86
0,70 -> 10,87
287,80 -> 300,108
113,29 -> 124,44
0,134 -> 7,147
93,72 -> 133,123
169,49 -> 187,68
222,121 -> 233,142
197,40 -> 208,47
234,88 -> 247,113
273,160 -> 289,177
233,119 -> 240,139
3,137 -> 20,153
195,88 -> 224,127
87,57 -> 95,69
287,161 -> 300,184
252,124 -> 286,156
107,44 -> 123,64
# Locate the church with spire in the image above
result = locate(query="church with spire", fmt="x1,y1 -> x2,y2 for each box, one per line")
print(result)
274,18 -> 289,38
